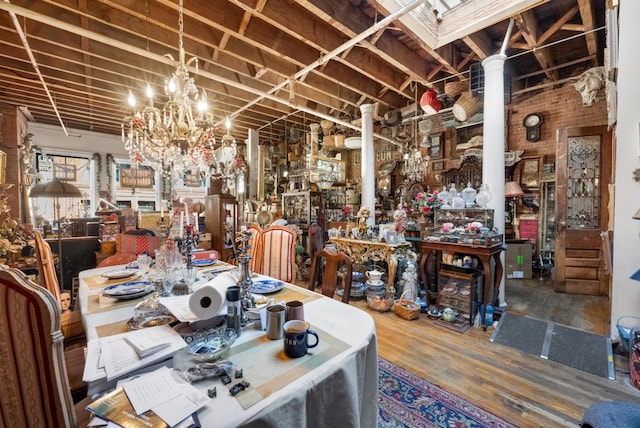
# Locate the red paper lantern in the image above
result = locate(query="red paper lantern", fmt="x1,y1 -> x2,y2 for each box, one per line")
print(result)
420,89 -> 442,115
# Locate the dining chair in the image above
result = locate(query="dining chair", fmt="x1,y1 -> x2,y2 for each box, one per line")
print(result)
255,226 -> 296,283
0,265 -> 91,427
246,223 -> 263,274
309,249 -> 353,303
34,231 -> 61,302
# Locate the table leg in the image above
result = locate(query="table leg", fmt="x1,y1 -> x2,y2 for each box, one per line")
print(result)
491,252 -> 504,308
478,254 -> 492,331
387,254 -> 399,296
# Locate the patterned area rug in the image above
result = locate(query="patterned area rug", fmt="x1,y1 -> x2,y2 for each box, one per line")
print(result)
377,358 -> 516,428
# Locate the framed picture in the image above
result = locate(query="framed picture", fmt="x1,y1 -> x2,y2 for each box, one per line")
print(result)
519,157 -> 542,189
430,133 -> 443,159
432,161 -> 444,172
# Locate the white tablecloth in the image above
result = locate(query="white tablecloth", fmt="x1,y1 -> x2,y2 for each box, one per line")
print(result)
78,266 -> 378,427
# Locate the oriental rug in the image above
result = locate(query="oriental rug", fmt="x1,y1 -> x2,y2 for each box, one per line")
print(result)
377,358 -> 516,428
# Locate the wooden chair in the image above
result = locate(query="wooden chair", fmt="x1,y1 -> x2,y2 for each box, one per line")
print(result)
0,266 -> 91,427
34,231 -> 61,302
309,249 -> 353,303
254,226 -> 296,283
246,223 -> 263,274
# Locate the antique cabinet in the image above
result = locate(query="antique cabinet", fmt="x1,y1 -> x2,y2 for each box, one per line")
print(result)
281,191 -> 323,230
437,269 -> 481,323
204,194 -> 237,262
539,178 -> 556,257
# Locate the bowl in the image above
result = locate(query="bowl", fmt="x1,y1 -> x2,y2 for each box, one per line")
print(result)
173,326 -> 237,370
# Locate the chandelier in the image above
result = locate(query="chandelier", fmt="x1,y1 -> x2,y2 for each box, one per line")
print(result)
401,148 -> 428,183
121,0 -> 217,177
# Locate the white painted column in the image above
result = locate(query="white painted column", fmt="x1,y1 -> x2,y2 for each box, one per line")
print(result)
246,128 -> 259,200
481,54 -> 507,307
360,104 -> 376,227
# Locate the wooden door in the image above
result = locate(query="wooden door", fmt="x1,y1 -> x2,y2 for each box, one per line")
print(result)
555,126 -> 612,295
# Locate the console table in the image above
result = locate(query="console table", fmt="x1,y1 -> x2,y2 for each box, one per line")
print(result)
419,240 -> 504,330
329,237 -> 412,293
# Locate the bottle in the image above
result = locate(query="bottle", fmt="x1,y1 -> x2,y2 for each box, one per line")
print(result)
484,304 -> 494,327
226,286 -> 242,337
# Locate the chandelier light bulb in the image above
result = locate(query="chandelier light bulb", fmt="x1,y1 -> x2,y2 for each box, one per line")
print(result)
225,117 -> 232,130
197,90 -> 208,113
127,90 -> 136,108
167,77 -> 177,95
145,84 -> 154,100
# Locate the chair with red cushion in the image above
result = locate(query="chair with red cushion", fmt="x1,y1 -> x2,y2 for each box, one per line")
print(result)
0,265 -> 91,427
96,252 -> 138,268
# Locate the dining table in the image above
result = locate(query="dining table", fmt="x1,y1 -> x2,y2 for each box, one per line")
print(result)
78,262 -> 379,427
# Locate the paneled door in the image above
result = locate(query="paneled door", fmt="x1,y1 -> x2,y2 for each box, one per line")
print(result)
555,126 -> 612,295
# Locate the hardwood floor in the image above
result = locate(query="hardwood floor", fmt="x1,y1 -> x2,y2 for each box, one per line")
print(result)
301,276 -> 640,427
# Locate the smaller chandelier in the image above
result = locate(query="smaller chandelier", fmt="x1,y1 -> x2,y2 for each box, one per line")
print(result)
401,148 -> 428,183
121,0 -> 216,175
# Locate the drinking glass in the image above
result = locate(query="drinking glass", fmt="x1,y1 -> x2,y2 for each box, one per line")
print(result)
181,266 -> 198,293
137,253 -> 152,275
162,275 -> 176,297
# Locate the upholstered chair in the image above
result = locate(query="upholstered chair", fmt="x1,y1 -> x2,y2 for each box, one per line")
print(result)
0,266 -> 91,427
255,226 -> 297,283
246,223 -> 263,274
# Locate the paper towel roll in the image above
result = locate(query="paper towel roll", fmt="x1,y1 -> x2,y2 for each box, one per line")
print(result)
188,272 -> 237,320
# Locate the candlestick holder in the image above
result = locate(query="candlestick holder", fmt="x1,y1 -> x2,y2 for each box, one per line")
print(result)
174,225 -> 199,268
158,217 -> 170,245
235,229 -> 255,326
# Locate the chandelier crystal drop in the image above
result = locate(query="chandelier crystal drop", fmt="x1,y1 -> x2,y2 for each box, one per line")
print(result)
121,0 -> 219,177
401,148 -> 427,183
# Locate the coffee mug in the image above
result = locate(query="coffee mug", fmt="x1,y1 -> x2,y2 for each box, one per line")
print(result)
283,320 -> 319,358
285,300 -> 304,321
266,305 -> 285,340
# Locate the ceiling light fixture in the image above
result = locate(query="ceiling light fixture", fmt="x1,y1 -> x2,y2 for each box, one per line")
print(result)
121,0 -> 218,178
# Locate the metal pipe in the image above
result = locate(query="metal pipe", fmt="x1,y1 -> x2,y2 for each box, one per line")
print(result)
4,0 -> 69,136
500,17 -> 515,56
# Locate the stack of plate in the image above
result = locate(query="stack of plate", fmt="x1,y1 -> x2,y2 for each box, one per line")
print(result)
102,281 -> 154,300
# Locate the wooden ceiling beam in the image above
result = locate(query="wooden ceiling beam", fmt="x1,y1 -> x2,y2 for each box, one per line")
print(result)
514,10 -> 559,81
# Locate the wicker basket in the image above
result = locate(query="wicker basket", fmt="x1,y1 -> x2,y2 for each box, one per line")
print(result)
393,290 -> 421,320
452,92 -> 481,122
444,81 -> 467,96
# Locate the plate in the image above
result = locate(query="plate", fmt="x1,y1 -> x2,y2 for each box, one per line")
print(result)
442,285 -> 459,295
191,259 -> 216,267
101,269 -> 137,280
102,281 -> 154,300
127,314 -> 177,330
248,280 -> 284,294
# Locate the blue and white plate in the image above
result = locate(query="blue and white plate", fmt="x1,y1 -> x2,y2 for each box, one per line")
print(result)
191,259 -> 216,267
102,281 -> 154,300
248,280 -> 284,294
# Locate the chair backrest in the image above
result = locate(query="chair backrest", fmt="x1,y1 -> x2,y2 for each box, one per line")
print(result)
34,231 -> 61,304
0,266 -> 76,427
256,226 -> 296,283
309,249 -> 353,303
246,223 -> 263,274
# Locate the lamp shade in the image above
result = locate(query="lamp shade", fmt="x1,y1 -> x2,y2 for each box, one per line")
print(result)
420,89 -> 442,115
29,179 -> 82,198
504,181 -> 525,197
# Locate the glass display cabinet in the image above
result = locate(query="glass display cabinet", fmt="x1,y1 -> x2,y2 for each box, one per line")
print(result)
423,208 -> 502,247
539,178 -> 556,256
309,155 -> 345,185
204,194 -> 237,262
281,191 -> 323,230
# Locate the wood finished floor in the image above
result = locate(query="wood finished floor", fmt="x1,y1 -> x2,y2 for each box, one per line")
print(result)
298,276 -> 640,427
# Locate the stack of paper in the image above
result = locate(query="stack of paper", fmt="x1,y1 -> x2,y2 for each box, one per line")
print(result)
86,367 -> 208,427
83,325 -> 187,385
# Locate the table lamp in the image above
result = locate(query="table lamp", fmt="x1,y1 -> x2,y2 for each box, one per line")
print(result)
505,181 -> 525,239
30,178 -> 82,289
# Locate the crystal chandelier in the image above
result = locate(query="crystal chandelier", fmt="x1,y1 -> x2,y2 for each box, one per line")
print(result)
121,0 -> 216,176
401,148 -> 428,183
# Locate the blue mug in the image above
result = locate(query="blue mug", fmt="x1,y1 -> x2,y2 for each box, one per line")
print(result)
283,320 -> 319,358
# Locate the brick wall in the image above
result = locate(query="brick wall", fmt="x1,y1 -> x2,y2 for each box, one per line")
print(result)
0,104 -> 29,221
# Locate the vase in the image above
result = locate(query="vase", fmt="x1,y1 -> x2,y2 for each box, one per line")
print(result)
461,182 -> 477,207
476,184 -> 492,208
